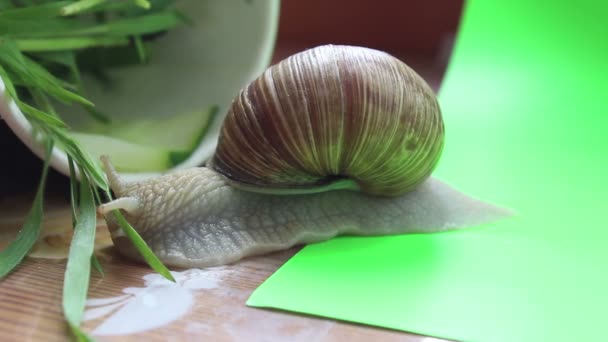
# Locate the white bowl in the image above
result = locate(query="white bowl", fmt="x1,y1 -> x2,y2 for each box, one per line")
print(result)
0,0 -> 280,183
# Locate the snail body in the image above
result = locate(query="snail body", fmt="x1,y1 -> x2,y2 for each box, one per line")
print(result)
101,163 -> 509,267
100,45 -> 511,267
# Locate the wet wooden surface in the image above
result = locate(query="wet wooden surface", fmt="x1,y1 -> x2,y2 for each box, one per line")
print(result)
0,196 -> 443,342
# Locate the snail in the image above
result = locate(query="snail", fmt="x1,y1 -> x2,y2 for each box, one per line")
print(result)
98,45 -> 511,268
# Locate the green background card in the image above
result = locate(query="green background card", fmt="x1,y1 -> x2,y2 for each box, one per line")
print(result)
247,0 -> 608,341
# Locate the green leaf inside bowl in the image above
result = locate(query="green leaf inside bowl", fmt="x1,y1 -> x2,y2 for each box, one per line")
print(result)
70,132 -> 172,172
71,104 -> 218,172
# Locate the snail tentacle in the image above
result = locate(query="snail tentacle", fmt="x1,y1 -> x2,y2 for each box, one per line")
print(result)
98,197 -> 141,216
100,155 -> 126,196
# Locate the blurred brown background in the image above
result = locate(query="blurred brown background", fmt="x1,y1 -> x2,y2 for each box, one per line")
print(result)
272,0 -> 464,90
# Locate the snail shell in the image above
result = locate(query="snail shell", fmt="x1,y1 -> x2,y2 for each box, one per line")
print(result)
210,45 -> 444,196
99,45 -> 511,268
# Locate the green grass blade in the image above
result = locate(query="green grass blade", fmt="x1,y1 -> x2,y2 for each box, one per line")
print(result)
0,18 -> 85,36
90,187 -> 105,279
32,52 -> 112,125
104,0 -> 173,16
60,0 -> 108,16
91,183 -> 104,207
69,324 -> 95,342
0,2 -> 73,19
5,9 -> 183,38
63,1 -> 149,16
0,40 -> 94,107
69,157 -> 105,277
29,88 -> 61,118
91,254 -> 104,276
62,173 -> 96,331
34,50 -> 77,67
16,36 -> 129,52
53,131 -> 109,191
84,107 -> 112,125
112,210 -> 175,282
0,141 -> 52,278
71,148 -> 108,192
133,36 -> 147,63
17,100 -> 68,128
71,11 -> 184,36
0,65 -> 18,99
134,0 -> 151,9
68,156 -> 80,224
68,58 -> 84,97
21,55 -> 92,106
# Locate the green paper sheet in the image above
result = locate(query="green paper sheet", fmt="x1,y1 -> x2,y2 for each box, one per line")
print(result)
247,0 -> 608,341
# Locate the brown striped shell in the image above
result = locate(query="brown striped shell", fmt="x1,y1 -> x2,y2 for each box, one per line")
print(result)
208,45 -> 444,197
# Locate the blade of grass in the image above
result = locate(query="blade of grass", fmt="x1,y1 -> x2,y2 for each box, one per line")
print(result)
33,50 -> 78,68
0,141 -> 52,278
33,52 -> 112,125
16,93 -> 108,193
84,107 -> 112,125
1,0 -> 181,307
1,4 -> 187,337
62,172 -> 96,338
0,64 -> 18,99
90,187 -> 105,277
91,254 -> 104,276
108,0 -> 174,16
70,146 -> 109,192
69,325 -> 94,342
76,44 -> 145,70
52,130 -> 109,191
0,1 -> 73,19
16,36 -> 130,52
0,18 -> 85,36
21,54 -> 92,105
68,156 -> 80,226
66,1 -> 150,16
133,36 -> 147,63
112,210 -> 175,282
134,0 -> 151,10
17,99 -> 68,128
69,157 -> 104,277
68,11 -> 184,36
61,0 -> 159,15
92,186 -> 103,206
60,0 -> 108,16
29,87 -> 61,117
0,40 -> 94,106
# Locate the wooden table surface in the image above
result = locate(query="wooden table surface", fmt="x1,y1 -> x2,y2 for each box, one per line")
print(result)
0,194 -> 448,342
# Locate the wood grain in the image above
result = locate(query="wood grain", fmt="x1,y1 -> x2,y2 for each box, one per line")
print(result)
0,194 -> 447,341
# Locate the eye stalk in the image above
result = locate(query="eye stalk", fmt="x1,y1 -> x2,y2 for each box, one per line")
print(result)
97,155 -> 141,216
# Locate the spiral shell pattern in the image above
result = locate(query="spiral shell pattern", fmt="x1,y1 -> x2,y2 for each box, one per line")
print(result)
210,45 -> 444,197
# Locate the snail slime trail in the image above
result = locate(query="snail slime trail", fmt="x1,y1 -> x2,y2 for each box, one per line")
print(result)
99,45 -> 513,268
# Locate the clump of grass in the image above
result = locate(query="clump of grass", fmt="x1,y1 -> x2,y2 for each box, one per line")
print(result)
0,1 -> 184,339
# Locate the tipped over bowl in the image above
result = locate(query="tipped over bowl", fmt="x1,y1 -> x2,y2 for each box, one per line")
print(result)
0,0 -> 280,183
